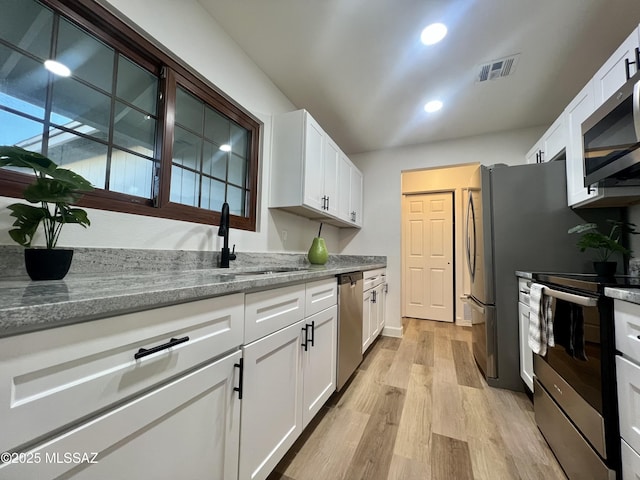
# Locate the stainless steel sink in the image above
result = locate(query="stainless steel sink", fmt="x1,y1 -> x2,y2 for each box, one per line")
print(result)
221,267 -> 307,277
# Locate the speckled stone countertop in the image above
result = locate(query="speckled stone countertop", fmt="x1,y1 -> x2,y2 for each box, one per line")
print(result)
605,287 -> 640,305
0,248 -> 385,338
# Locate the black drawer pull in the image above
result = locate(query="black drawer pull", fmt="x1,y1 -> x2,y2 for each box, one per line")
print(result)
302,325 -> 309,351
134,336 -> 190,359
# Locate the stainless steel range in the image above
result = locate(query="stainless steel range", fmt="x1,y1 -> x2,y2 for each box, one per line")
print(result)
532,273 -> 636,480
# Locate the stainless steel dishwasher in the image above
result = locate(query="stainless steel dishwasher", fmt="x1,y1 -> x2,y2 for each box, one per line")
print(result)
337,272 -> 363,391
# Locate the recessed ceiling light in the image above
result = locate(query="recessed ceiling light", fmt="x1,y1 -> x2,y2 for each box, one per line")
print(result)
44,59 -> 71,77
421,23 -> 447,46
424,100 -> 443,113
219,144 -> 232,152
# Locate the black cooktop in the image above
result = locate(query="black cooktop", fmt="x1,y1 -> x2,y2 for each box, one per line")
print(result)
533,272 -> 640,294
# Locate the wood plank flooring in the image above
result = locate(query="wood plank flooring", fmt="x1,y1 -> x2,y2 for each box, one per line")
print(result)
268,318 -> 567,480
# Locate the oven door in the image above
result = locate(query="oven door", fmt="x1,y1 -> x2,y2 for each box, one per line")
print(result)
534,286 -> 608,459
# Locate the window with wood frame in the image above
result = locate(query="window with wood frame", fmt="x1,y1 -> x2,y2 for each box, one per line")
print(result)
0,0 -> 260,231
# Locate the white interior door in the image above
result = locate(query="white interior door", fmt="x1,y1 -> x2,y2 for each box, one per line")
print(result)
402,192 -> 454,322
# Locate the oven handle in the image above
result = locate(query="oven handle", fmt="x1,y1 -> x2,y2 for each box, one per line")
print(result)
542,286 -> 598,307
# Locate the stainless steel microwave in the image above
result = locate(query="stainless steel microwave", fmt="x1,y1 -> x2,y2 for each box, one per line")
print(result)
582,70 -> 640,187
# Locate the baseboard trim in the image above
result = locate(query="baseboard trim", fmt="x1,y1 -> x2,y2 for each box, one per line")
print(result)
382,325 -> 403,338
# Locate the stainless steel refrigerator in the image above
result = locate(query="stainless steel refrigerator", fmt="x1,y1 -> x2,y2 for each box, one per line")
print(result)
465,162 -> 622,391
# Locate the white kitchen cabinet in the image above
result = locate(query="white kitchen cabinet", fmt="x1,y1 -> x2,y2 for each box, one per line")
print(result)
362,268 -> 386,352
239,278 -> 338,480
271,109 -> 361,228
0,294 -> 244,456
526,113 -> 567,164
517,278 -> 533,392
338,153 -> 352,221
614,299 -> 640,480
244,283 -> 305,344
592,27 -> 640,106
0,349 -> 242,480
302,305 -> 337,427
349,164 -> 364,227
239,319 -> 305,480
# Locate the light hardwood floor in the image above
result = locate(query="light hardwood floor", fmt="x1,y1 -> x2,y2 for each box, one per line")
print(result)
268,318 -> 567,480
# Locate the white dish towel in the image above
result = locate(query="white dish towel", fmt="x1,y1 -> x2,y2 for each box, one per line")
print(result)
528,283 -> 554,356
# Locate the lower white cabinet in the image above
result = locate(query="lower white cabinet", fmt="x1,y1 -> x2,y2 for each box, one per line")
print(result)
239,320 -> 305,480
239,305 -> 337,480
0,350 -> 242,480
517,277 -> 534,392
363,269 -> 386,353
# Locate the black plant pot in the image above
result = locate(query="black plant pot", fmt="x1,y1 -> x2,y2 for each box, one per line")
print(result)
593,261 -> 617,278
24,248 -> 74,281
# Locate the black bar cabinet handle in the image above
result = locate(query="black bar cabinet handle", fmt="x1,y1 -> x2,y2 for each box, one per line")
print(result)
308,321 -> 315,347
301,325 -> 309,351
134,336 -> 189,359
234,358 -> 244,400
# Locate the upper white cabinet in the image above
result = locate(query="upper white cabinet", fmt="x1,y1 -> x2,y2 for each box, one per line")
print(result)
526,114 -> 567,164
271,109 -> 363,228
592,28 -> 640,106
349,165 -> 364,227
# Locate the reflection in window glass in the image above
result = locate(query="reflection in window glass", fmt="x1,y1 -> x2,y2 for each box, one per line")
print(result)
56,17 -> 114,92
0,0 -> 53,59
51,77 -> 111,141
47,130 -> 107,189
173,126 -> 200,170
170,165 -> 199,207
110,149 -> 153,198
0,109 -> 43,146
228,153 -> 246,186
205,107 -> 229,146
0,45 -> 49,116
113,101 -> 156,155
116,56 -> 157,114
230,123 -> 247,156
175,87 -> 203,133
203,141 -> 227,179
227,185 -> 245,216
201,177 -> 226,211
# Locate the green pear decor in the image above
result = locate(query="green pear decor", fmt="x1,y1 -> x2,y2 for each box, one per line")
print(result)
308,222 -> 328,265
0,146 -> 93,280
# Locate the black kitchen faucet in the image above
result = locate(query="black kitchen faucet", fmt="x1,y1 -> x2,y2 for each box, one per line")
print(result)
218,202 -> 236,268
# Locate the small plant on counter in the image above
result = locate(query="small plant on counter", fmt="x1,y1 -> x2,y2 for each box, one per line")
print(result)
0,146 -> 93,280
568,220 -> 636,262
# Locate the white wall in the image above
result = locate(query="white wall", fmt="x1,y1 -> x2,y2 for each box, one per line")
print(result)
0,0 -> 340,255
340,126 -> 545,336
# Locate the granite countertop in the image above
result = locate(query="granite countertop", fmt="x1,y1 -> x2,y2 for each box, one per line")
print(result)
605,287 -> 640,305
0,260 -> 385,338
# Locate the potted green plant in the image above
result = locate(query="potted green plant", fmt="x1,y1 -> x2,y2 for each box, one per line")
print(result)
0,146 -> 93,280
568,220 -> 637,276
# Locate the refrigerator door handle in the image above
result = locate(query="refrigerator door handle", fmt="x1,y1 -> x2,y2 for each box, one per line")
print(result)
465,191 -> 477,280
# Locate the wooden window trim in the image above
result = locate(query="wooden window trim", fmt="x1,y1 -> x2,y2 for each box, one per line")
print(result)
0,0 -> 261,231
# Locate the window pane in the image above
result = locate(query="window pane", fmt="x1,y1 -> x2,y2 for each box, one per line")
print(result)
203,141 -> 227,179
110,149 -> 153,198
227,185 -> 246,216
204,107 -> 229,145
56,17 -> 114,92
0,0 -> 53,59
0,109 -> 43,147
173,126 -> 200,170
170,165 -> 199,207
51,77 -> 111,141
175,87 -> 203,133
0,45 -> 49,117
230,123 -> 247,157
46,130 -> 107,189
116,56 -> 157,114
228,153 -> 247,186
113,101 -> 156,155
201,176 -> 225,211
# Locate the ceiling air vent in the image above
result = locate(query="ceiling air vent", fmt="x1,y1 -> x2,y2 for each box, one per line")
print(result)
476,54 -> 521,83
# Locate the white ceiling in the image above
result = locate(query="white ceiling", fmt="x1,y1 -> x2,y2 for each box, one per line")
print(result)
198,0 -> 640,155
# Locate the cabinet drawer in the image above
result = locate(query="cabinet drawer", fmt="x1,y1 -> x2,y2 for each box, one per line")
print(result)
305,278 -> 337,317
245,284 -> 305,344
0,350 -> 241,480
364,268 -> 385,290
0,294 -> 244,454
622,439 -> 640,480
617,355 -> 640,454
615,300 -> 640,363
